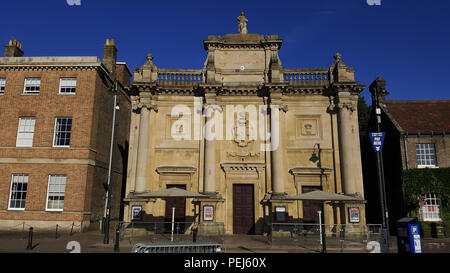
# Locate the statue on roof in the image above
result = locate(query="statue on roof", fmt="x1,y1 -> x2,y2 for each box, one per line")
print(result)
237,11 -> 248,34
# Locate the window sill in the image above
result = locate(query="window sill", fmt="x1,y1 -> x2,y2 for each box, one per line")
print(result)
417,165 -> 439,169
7,208 -> 25,211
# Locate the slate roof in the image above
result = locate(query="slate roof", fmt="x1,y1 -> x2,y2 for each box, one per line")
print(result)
383,100 -> 450,134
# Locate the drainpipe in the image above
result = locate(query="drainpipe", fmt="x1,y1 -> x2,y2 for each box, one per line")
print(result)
403,133 -> 409,170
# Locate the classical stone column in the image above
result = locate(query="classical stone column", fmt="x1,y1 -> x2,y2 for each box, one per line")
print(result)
270,103 -> 286,197
135,106 -> 151,193
203,104 -> 221,194
336,95 -> 357,195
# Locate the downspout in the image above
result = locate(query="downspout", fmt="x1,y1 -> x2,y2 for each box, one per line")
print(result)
403,132 -> 409,170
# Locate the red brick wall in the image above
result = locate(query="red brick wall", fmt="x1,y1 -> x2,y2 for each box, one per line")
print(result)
0,163 -> 91,222
0,65 -> 131,228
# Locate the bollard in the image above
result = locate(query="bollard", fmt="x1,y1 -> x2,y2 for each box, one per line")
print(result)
26,227 -> 33,250
114,228 -> 120,252
55,224 -> 59,239
192,227 -> 198,243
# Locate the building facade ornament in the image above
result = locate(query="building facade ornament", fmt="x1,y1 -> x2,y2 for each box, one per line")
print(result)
337,101 -> 357,112
237,11 -> 248,34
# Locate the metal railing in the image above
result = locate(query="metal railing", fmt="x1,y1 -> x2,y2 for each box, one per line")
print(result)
116,221 -> 225,244
131,242 -> 224,253
271,223 -> 382,253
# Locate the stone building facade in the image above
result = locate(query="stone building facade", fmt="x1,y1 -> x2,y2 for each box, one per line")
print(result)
124,14 -> 367,234
0,39 -> 131,231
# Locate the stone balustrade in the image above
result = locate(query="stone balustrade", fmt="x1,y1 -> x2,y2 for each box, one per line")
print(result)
157,69 -> 204,86
282,68 -> 330,86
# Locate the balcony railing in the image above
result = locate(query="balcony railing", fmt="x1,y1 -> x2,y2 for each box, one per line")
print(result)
282,68 -> 330,86
157,69 -> 204,87
154,68 -> 330,87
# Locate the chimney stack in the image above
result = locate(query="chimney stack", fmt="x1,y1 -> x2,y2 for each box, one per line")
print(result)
4,39 -> 24,57
103,39 -> 117,77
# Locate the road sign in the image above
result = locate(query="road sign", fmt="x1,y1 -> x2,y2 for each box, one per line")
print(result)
369,132 -> 385,152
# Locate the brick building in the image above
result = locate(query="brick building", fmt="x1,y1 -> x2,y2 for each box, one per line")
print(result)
363,80 -> 450,227
0,39 -> 131,231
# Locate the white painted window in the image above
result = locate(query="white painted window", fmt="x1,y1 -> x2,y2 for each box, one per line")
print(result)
8,174 -> 28,210
53,117 -> 72,147
46,175 -> 66,211
0,78 -> 5,94
421,193 -> 441,222
23,78 -> 41,94
16,117 -> 36,147
416,143 -> 437,168
59,78 -> 77,94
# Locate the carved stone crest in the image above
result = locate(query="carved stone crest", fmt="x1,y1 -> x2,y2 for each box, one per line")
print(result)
231,112 -> 255,147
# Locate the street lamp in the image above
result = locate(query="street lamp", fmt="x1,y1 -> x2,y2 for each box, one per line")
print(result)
311,143 -> 326,253
369,77 -> 390,253
103,81 -> 120,244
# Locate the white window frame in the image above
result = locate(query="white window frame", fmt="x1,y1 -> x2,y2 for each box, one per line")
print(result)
0,78 -> 5,94
416,143 -> 437,168
45,175 -> 66,212
8,174 -> 28,211
58,78 -> 77,95
421,193 -> 441,222
52,117 -> 72,147
16,117 -> 36,147
23,78 -> 41,94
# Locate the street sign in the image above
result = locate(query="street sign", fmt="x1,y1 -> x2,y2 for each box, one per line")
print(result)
369,132 -> 385,152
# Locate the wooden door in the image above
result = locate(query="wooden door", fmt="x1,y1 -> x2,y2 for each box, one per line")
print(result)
233,184 -> 255,234
164,185 -> 186,232
302,186 -> 322,224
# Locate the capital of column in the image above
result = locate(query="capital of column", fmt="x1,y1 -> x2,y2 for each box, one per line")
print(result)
270,103 -> 288,113
203,103 -> 223,113
336,101 -> 356,112
132,101 -> 159,112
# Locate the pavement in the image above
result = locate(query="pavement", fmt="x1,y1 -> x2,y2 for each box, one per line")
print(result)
0,230 -> 449,253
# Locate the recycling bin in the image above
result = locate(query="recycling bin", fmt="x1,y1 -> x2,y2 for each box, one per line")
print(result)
395,217 -> 422,253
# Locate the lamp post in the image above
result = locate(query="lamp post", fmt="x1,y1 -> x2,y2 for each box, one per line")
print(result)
369,77 -> 390,253
312,143 -> 326,253
103,81 -> 119,244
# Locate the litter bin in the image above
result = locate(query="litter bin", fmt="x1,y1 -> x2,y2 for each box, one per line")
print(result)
395,217 -> 422,253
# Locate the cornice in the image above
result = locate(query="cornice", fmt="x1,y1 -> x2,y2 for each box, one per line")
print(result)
0,64 -> 102,72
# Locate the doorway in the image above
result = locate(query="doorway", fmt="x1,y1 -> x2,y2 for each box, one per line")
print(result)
302,186 -> 322,224
233,184 -> 255,234
164,184 -> 186,233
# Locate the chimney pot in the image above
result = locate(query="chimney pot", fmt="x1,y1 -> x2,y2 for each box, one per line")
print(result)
5,39 -> 24,57
103,39 -> 117,77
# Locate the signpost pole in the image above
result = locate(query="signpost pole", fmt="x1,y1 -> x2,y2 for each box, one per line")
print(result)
369,77 -> 390,253
171,206 -> 175,242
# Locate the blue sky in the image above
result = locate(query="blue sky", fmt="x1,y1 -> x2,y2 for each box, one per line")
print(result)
1,0 -> 449,103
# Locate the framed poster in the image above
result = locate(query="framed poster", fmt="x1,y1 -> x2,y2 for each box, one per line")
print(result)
275,206 -> 286,222
348,207 -> 360,223
131,205 -> 142,221
203,205 -> 214,221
